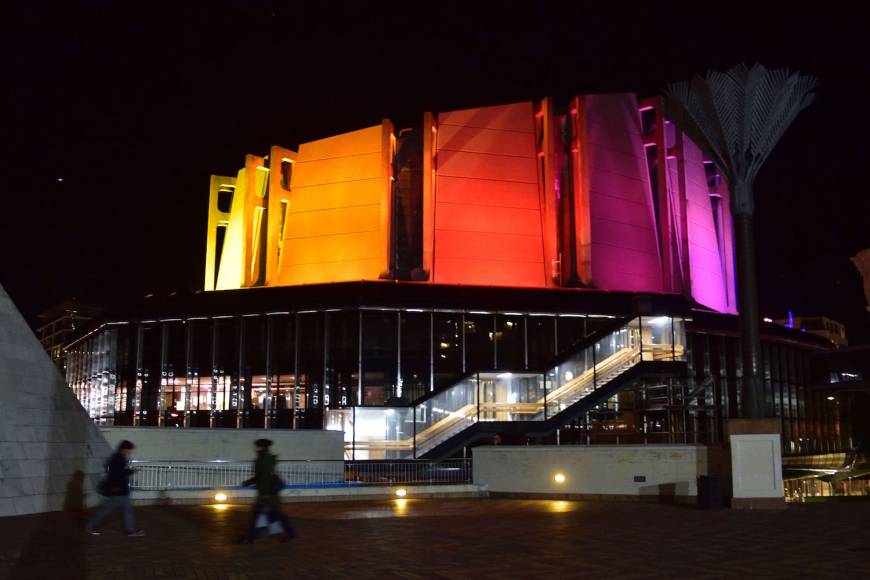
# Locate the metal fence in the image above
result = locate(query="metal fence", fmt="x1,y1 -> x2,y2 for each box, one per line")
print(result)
129,459 -> 472,491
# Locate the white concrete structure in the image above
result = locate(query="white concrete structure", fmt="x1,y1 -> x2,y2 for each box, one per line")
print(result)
730,434 -> 784,501
473,445 -> 711,499
0,285 -> 111,516
101,427 -> 344,461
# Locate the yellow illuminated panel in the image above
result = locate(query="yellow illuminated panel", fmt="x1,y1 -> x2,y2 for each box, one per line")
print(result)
215,167 -> 247,290
204,175 -> 236,291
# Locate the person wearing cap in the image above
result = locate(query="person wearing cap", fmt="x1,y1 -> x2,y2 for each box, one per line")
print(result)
86,440 -> 145,537
242,438 -> 294,543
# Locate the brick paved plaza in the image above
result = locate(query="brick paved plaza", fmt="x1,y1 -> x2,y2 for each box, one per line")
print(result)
2,498 -> 869,579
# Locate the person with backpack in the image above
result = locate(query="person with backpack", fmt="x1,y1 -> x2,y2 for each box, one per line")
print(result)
242,438 -> 294,543
86,440 -> 145,537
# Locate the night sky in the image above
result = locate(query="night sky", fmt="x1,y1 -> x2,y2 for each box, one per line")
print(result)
3,2 -> 869,343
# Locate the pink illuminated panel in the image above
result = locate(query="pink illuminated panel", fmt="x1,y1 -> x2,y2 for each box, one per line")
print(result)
583,94 -> 663,293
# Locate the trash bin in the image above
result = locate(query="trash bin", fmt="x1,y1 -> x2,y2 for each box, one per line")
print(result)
698,475 -> 723,510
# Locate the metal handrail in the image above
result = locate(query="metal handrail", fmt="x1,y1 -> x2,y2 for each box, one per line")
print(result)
129,458 -> 472,491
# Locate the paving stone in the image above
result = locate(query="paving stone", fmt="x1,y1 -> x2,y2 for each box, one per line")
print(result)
1,498 -> 868,579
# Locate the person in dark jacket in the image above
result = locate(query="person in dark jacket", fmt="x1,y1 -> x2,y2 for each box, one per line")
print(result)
86,440 -> 145,536
242,438 -> 294,543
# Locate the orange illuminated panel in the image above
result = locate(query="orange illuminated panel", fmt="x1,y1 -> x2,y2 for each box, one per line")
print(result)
275,124 -> 391,285
433,102 -> 546,287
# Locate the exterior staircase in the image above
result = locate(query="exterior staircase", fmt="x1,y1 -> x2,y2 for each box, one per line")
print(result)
326,315 -> 687,459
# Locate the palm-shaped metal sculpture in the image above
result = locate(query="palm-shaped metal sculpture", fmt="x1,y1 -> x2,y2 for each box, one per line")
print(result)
665,64 -> 818,419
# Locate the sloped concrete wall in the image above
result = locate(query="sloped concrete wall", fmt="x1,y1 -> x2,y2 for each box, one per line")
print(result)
0,285 -> 112,517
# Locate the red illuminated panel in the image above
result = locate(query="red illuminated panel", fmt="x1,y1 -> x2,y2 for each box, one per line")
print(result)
582,94 -> 663,293
433,102 -> 546,287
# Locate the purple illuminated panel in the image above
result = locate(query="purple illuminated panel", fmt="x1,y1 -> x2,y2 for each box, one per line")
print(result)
583,94 -> 663,293
683,139 -> 734,313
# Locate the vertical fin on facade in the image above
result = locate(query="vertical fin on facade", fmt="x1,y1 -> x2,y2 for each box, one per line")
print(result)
421,112 -> 437,279
266,146 -> 296,285
205,175 -> 237,291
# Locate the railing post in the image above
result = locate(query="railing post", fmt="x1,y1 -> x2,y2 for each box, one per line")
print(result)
592,338 -> 597,390
476,373 -> 480,422
638,316 -> 644,361
413,406 -> 417,459
543,371 -> 548,421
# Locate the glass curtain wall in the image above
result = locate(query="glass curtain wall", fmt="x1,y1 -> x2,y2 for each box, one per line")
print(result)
241,316 -> 268,428
464,313 -> 494,372
162,321 -> 187,427
138,323 -> 162,426
187,319 -> 212,427
433,313 -> 462,390
361,311 -> 397,406
67,309 -> 841,456
400,311 -> 430,403
213,317 -> 240,428
297,312 -> 323,429
268,314 -> 295,428
326,310 -> 359,408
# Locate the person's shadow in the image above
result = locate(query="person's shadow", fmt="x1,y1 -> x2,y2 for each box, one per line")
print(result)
8,471 -> 89,580
63,470 -> 86,513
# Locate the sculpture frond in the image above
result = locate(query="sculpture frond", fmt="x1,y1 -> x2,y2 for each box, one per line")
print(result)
664,63 -> 818,207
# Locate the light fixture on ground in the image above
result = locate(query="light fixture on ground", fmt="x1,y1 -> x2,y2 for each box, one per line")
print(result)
214,492 -> 228,502
395,488 -> 408,497
554,473 -> 566,483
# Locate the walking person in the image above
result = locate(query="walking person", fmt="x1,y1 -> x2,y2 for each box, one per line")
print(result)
86,440 -> 145,536
242,438 -> 294,543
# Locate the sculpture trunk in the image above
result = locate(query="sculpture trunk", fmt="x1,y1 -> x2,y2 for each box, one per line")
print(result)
733,207 -> 766,418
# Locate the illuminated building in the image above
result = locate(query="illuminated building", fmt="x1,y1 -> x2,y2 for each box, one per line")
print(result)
35,300 -> 101,371
65,94 -> 845,459
774,315 -> 848,348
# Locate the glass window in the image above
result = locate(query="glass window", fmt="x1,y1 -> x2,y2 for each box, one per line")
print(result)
113,324 -> 136,426
433,313 -> 462,391
298,312 -> 325,428
138,323 -> 162,426
527,315 -> 556,370
326,310 -> 359,408
362,311 -> 398,406
557,315 -> 586,354
162,321 -> 187,428
464,313 -> 494,372
213,317 -> 240,428
495,314 -> 524,370
242,316 -> 268,428
187,319 -> 212,427
268,314 -> 296,428
400,311 -> 430,403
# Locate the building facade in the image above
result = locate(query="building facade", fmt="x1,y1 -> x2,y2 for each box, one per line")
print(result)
65,94 -> 842,459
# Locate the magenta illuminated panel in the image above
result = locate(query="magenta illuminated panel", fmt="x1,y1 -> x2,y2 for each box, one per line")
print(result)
681,138 -> 733,312
433,102 -> 547,287
583,94 -> 663,293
